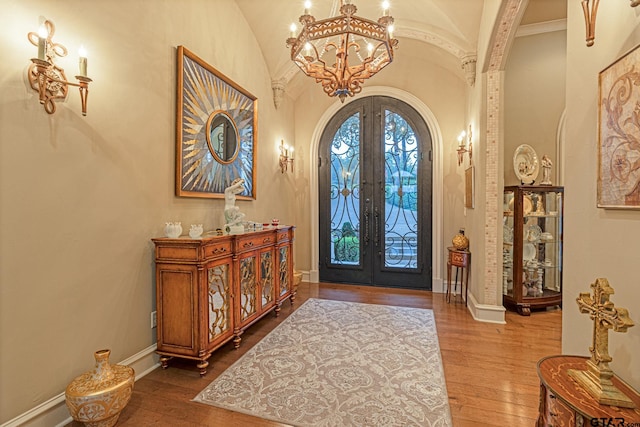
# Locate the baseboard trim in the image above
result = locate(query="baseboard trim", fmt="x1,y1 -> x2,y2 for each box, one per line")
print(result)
302,271 -> 445,294
309,269 -> 319,283
297,270 -> 311,283
466,292 -> 506,324
1,344 -> 160,427
432,277 -> 445,294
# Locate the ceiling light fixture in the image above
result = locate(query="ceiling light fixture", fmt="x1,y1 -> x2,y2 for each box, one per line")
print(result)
286,0 -> 398,102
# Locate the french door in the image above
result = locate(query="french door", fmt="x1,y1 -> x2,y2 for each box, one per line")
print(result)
318,96 -> 433,289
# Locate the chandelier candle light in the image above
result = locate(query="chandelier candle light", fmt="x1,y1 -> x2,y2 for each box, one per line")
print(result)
286,0 -> 398,102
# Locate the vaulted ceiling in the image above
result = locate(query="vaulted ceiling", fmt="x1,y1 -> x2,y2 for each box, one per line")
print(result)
235,0 -> 567,97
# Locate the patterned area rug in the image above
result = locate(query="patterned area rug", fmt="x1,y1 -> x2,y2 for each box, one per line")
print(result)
194,298 -> 452,427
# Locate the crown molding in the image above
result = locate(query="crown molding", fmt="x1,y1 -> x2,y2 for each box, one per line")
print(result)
516,19 -> 567,38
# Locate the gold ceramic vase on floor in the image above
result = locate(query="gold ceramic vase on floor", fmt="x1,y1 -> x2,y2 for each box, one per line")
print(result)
65,349 -> 135,427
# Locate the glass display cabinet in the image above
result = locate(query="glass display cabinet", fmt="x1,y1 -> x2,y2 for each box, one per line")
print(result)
503,185 -> 563,315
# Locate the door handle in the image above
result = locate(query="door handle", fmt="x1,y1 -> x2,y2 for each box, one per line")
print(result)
364,199 -> 370,246
374,206 -> 380,247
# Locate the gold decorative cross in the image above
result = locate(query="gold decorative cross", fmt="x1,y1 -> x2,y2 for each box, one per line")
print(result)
568,278 -> 636,408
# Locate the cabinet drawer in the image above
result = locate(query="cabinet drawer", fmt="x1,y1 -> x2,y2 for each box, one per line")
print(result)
236,233 -> 276,252
155,242 -> 199,262
449,251 -> 469,266
545,389 -> 575,426
277,229 -> 291,243
203,240 -> 232,260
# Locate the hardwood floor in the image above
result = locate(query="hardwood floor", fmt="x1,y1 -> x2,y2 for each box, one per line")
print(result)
73,282 -> 561,426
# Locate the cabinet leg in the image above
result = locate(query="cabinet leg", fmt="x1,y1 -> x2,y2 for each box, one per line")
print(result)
274,303 -> 281,317
517,304 -> 531,316
233,334 -> 242,349
446,262 -> 452,303
160,355 -> 173,369
197,359 -> 209,377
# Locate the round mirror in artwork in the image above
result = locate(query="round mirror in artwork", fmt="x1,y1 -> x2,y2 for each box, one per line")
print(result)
206,111 -> 239,164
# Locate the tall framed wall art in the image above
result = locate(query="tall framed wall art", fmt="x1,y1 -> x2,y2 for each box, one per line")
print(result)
176,46 -> 257,199
597,43 -> 640,209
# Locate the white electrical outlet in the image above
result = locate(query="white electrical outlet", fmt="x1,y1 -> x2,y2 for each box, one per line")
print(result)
151,311 -> 157,329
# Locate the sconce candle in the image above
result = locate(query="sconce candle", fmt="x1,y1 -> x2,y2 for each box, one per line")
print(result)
457,130 -> 467,149
78,46 -> 88,77
37,25 -> 47,60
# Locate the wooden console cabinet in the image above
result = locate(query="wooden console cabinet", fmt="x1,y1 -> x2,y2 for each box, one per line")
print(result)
537,355 -> 640,426
152,226 -> 295,376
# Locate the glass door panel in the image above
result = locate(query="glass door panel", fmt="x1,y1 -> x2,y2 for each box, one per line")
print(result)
383,110 -> 419,270
319,96 -> 432,289
330,113 -> 362,266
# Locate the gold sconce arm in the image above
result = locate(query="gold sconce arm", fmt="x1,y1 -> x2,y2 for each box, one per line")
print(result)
27,19 -> 93,115
581,0 -> 640,47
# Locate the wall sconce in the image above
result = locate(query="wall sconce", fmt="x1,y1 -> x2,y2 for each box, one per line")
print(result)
27,19 -> 92,115
581,0 -> 639,46
279,140 -> 294,173
456,126 -> 473,166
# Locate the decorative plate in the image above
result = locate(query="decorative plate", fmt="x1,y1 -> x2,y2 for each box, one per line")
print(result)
523,243 -> 536,261
523,195 -> 533,215
503,225 -> 513,243
526,224 -> 542,242
508,195 -> 533,215
513,144 -> 539,184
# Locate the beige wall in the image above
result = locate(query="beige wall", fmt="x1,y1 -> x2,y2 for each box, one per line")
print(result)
563,2 -> 640,389
0,0 -> 296,421
505,30 -> 566,185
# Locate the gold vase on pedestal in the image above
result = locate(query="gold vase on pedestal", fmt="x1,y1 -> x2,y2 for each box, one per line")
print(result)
452,228 -> 469,251
65,349 -> 135,427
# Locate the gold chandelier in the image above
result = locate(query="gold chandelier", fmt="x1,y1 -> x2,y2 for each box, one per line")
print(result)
286,0 -> 398,102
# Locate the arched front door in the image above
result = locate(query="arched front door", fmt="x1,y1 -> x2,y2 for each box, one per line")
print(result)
318,96 -> 433,289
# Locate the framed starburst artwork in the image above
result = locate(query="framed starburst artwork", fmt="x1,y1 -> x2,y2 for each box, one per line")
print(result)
176,46 -> 257,199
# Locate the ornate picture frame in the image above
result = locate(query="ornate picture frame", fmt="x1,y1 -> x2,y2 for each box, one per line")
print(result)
597,43 -> 640,209
176,46 -> 257,199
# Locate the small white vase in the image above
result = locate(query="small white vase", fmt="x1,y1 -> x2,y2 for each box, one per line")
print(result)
164,222 -> 182,238
189,224 -> 203,239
